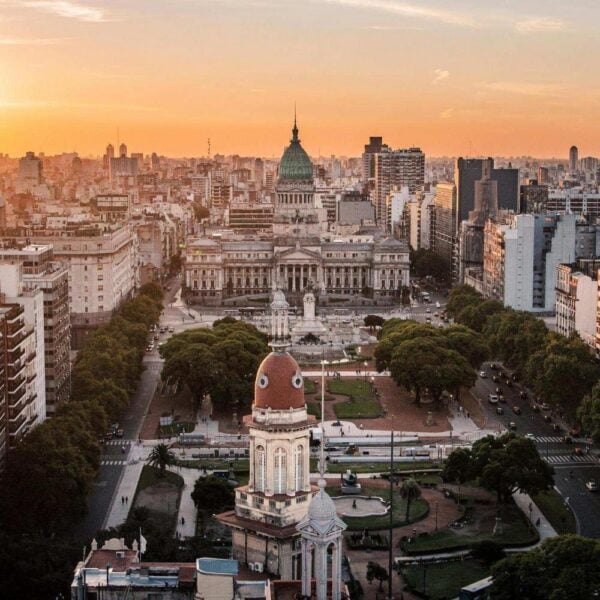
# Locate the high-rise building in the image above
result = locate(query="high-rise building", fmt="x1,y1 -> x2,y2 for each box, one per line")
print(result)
537,166 -> 550,185
0,244 -> 71,412
455,158 -> 519,224
373,147 -> 425,224
119,143 -> 128,157
361,136 -> 387,182
483,213 -> 599,313
18,152 -> 43,186
520,179 -> 549,213
432,182 -> 457,269
569,145 -> 579,172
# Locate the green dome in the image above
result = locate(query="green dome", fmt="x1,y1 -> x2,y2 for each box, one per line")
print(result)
278,121 -> 313,182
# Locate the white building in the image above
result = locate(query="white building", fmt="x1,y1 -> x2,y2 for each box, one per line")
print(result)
0,263 -> 46,424
484,214 -> 599,313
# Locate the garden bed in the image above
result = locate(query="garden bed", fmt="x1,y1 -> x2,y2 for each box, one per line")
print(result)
328,379 -> 382,419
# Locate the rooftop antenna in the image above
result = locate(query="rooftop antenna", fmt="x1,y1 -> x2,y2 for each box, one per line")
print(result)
117,127 -> 120,149
207,138 -> 211,159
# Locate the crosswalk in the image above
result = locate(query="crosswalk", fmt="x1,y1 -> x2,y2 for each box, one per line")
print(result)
103,439 -> 132,446
101,460 -> 127,466
543,454 -> 595,464
534,436 -> 564,443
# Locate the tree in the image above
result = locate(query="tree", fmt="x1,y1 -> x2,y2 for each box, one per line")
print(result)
138,282 -> 165,304
578,383 -> 600,443
366,561 -> 389,592
490,535 -> 600,600
526,333 -> 600,417
446,285 -> 482,318
399,478 -> 421,523
411,248 -> 450,282
147,444 -> 177,477
191,476 -> 235,512
455,299 -> 504,333
364,314 -> 385,331
471,540 -> 505,566
193,202 -> 210,221
470,434 -> 554,503
442,447 -> 474,502
390,337 -> 475,405
444,325 -> 490,370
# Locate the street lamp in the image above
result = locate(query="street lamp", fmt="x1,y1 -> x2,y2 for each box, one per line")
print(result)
363,361 -> 368,382
435,501 -> 439,531
105,562 -> 111,588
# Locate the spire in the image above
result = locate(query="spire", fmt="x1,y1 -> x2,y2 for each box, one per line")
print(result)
292,103 -> 299,142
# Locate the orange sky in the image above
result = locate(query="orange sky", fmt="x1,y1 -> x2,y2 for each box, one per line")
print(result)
0,0 -> 599,158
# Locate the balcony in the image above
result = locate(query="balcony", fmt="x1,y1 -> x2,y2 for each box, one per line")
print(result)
9,413 -> 26,436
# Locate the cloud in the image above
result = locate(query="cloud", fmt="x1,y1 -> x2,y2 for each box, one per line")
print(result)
514,17 -> 565,33
17,1 -> 107,22
440,107 -> 454,119
432,69 -> 449,85
317,0 -> 477,27
479,81 -> 564,97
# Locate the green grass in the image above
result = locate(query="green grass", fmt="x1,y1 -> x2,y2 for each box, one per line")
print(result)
328,484 -> 429,531
403,560 -> 490,600
325,461 -> 442,474
156,421 -> 195,437
307,402 -> 321,418
304,379 -> 317,394
177,458 -> 249,471
137,465 -> 184,492
401,503 -> 538,555
532,489 -> 576,535
328,379 -> 382,419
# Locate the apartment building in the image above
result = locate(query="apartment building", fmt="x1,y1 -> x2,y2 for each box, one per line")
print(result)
0,244 -> 71,412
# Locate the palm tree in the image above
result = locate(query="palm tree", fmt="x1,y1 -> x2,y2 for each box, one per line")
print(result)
400,478 -> 422,524
147,443 -> 177,477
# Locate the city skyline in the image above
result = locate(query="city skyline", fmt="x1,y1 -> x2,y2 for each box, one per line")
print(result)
1,0 -> 600,157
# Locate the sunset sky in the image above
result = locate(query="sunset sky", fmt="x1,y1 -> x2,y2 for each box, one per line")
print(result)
1,0 -> 599,158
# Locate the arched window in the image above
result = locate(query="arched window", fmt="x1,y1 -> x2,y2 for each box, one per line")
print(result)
274,447 -> 287,494
295,445 -> 304,491
255,445 -> 266,492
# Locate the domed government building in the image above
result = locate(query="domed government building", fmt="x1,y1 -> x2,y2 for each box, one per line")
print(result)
183,119 -> 410,307
217,296 -> 347,599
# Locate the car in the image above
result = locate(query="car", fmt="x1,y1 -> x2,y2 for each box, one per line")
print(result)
438,323 -> 444,329
509,422 -> 517,430
499,394 -> 507,403
563,436 -> 573,444
104,431 -> 115,440
146,345 -> 153,352
552,424 -> 561,433
488,394 -> 499,404
160,326 -> 167,333
434,312 -> 439,317
479,371 -> 487,378
512,373 -> 518,381
495,387 -> 501,394
520,391 -> 528,399
492,375 -> 500,382
541,403 -> 551,411
496,406 -> 504,415
505,379 -> 513,387
425,317 -> 432,323
490,363 -> 498,370
531,403 -> 541,412
512,406 -> 522,415
525,433 -> 535,440
115,429 -> 124,438
586,481 -> 598,492
426,308 -> 431,313
444,317 -> 450,323
543,415 -> 552,423
573,447 -> 584,456
153,334 -> 159,341
168,326 -> 174,332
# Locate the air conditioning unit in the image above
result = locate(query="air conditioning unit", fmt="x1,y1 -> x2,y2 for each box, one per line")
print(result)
116,551 -> 125,558
248,563 -> 255,572
254,563 -> 264,573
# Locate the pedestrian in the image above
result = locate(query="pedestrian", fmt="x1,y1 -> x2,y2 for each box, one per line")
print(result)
181,517 -> 185,525
535,518 -> 540,527
126,496 -> 129,504
121,496 -> 124,505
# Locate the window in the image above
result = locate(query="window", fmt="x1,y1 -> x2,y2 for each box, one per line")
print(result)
274,447 -> 287,494
295,445 -> 304,491
255,445 -> 266,492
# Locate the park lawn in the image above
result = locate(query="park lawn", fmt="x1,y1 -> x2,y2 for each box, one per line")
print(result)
328,484 -> 429,530
177,458 -> 249,471
532,489 -> 576,535
304,379 -> 317,395
401,503 -> 538,554
137,465 -> 184,492
307,402 -> 321,419
157,421 -> 195,437
403,559 -> 490,600
326,461 -> 442,474
328,379 -> 382,419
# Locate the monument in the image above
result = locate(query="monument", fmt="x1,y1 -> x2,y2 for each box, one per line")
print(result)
291,282 -> 327,343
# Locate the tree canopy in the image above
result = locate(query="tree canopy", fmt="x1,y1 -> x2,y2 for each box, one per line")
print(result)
192,476 -> 235,512
490,535 -> 600,600
160,319 -> 269,408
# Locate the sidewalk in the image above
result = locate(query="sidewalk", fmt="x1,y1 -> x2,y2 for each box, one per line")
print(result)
512,491 -> 557,542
